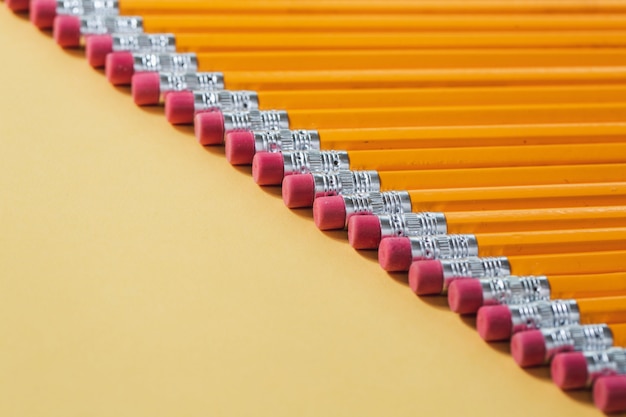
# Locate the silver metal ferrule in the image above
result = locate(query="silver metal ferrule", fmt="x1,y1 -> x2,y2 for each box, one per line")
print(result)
111,33 -> 175,54
133,53 -> 198,74
80,15 -> 143,36
407,234 -> 479,261
440,256 -> 511,292
342,191 -> 412,228
541,324 -> 614,362
584,348 -> 626,385
57,0 -> 118,16
481,275 -> 551,306
252,130 -> 321,154
222,110 -> 290,132
379,212 -> 447,239
282,150 -> 350,176
192,90 -> 259,113
312,171 -> 381,198
158,72 -> 225,96
509,299 -> 581,333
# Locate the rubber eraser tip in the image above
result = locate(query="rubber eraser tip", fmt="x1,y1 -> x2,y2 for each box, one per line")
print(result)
30,0 -> 57,29
165,91 -> 195,125
594,376 -> 626,414
131,72 -> 161,106
225,131 -> 256,165
476,305 -> 513,342
105,52 -> 135,85
551,352 -> 589,390
313,196 -> 347,230
510,330 -> 547,368
447,279 -> 483,314
252,153 -> 285,186
408,260 -> 444,295
6,0 -> 30,12
378,237 -> 412,272
282,174 -> 315,208
86,35 -> 113,68
53,15 -> 81,48
347,215 -> 381,250
194,111 -> 225,146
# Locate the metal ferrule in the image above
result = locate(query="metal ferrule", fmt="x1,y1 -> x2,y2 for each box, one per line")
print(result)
111,33 -> 175,54
192,91 -> 259,113
440,256 -> 511,292
481,275 -> 551,306
584,348 -> 626,385
282,150 -> 350,176
158,72 -> 225,96
252,130 -> 321,154
509,299 -> 580,333
342,191 -> 412,228
132,53 -> 198,74
222,110 -> 290,132
408,234 -> 479,261
80,15 -> 143,36
379,212 -> 447,239
57,0 -> 118,16
541,324 -> 614,362
312,171 -> 381,198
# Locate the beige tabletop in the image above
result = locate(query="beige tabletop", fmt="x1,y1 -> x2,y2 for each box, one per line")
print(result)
0,6 -> 610,417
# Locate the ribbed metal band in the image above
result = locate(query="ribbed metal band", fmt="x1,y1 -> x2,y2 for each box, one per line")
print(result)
542,324 -> 614,362
585,348 -> 626,386
57,0 -> 118,15
312,171 -> 381,198
379,212 -> 447,239
223,110 -> 290,132
510,299 -> 580,333
440,257 -> 511,291
253,130 -> 320,153
133,53 -> 197,73
158,72 -> 224,94
80,15 -> 143,35
111,34 -> 175,53
408,234 -> 479,261
341,191 -> 411,228
192,90 -> 259,112
282,150 -> 350,176
481,275 -> 551,306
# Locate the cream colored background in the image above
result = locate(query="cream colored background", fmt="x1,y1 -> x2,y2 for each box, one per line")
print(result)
0,7 -> 612,417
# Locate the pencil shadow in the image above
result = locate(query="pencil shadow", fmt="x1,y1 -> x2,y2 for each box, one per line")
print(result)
35,28 -> 53,38
287,206 -> 314,221
10,10 -> 30,22
483,340 -> 511,355
136,105 -> 165,117
418,293 -> 451,311
521,365 -> 551,381
257,184 -> 283,200
321,229 -> 348,244
230,164 -> 253,179
354,248 -> 380,264
111,84 -> 131,97
458,312 -> 477,329
171,124 -> 196,138
200,143 -> 225,157
562,389 -> 594,406
59,47 -> 86,61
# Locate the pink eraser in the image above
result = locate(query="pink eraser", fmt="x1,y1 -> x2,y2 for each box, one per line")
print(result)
313,196 -> 347,230
510,330 -> 547,368
194,111 -> 225,146
53,15 -> 81,48
408,260 -> 444,295
252,153 -> 285,186
447,279 -> 483,314
594,375 -> 626,414
30,0 -> 56,29
347,215 -> 381,250
6,0 -> 29,12
224,131 -> 256,165
282,174 -> 315,209
165,91 -> 195,125
105,52 -> 135,85
131,72 -> 161,106
378,237 -> 412,272
85,35 -> 113,68
551,352 -> 589,390
476,305 -> 513,342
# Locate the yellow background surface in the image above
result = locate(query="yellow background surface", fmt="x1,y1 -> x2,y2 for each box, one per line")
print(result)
0,6 -> 612,417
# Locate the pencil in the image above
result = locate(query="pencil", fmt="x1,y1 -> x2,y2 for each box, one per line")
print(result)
314,182 -> 626,231
377,227 -> 626,272
227,122 -> 626,165
510,323 -> 626,368
347,206 -> 626,249
110,55 -> 626,85
477,296 -> 626,341
164,84 -> 626,124
251,143 -> 626,186
447,271 -> 626,314
195,102 -> 626,145
282,164 -> 626,208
